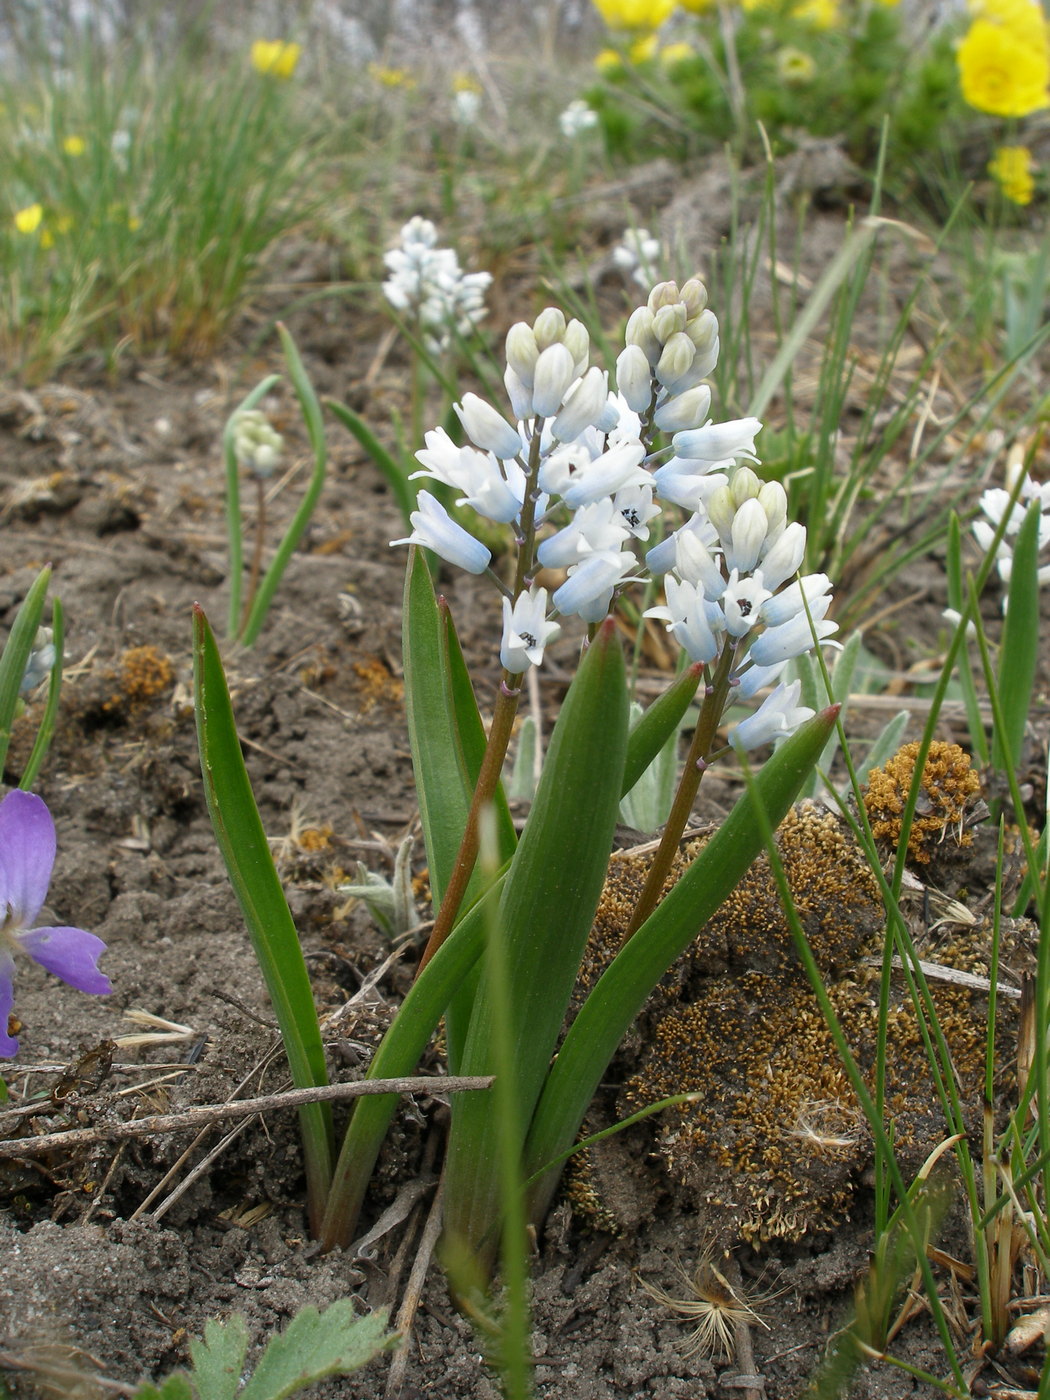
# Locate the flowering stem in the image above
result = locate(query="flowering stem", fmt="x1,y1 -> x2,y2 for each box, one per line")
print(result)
623,641 -> 737,939
241,475 -> 266,635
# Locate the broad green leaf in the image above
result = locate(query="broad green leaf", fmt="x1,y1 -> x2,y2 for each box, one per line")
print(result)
0,565 -> 51,779
620,662 -> 702,797
240,1303 -> 394,1400
193,607 -> 332,1234
188,1314 -> 249,1400
402,549 -> 475,910
442,620 -> 629,1259
994,500 -> 1040,777
523,704 -> 839,1225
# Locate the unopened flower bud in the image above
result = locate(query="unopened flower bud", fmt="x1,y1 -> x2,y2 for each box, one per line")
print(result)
728,497 -> 768,572
533,307 -> 567,350
505,322 -> 539,386
758,521 -> 806,590
652,301 -> 686,345
757,480 -> 788,538
680,278 -> 708,319
551,366 -> 608,441
21,627 -> 56,694
654,332 -> 696,390
625,305 -> 660,365
731,466 -> 763,507
504,364 -> 534,420
455,393 -> 522,460
647,281 -> 681,312
686,307 -> 718,354
563,319 -> 591,377
653,384 -> 712,433
532,343 -> 576,417
616,344 -> 654,413
706,484 -> 735,540
233,409 -> 284,479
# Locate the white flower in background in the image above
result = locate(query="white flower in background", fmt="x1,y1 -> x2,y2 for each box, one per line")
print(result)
452,87 -> 482,125
613,227 -> 662,289
501,588 -> 561,673
559,99 -> 599,139
972,465 -> 1050,594
232,409 -> 283,479
382,216 -> 492,354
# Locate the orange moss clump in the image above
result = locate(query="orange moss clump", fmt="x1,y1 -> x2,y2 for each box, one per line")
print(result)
863,741 -> 982,864
104,646 -> 176,712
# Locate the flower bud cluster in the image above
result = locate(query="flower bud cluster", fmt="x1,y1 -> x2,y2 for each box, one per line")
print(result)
391,276 -> 838,748
232,409 -> 284,480
382,216 -> 492,355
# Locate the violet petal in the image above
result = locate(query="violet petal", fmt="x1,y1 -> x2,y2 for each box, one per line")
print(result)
0,951 -> 18,1056
20,926 -> 112,995
0,790 -> 55,929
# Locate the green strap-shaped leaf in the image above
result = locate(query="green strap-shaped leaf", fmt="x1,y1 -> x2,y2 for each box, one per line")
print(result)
620,661 -> 702,797
19,595 -> 64,790
994,499 -> 1040,778
402,549 -> 476,910
0,565 -> 51,779
193,606 -> 333,1234
326,398 -> 416,528
441,620 -> 629,1260
522,704 -> 840,1225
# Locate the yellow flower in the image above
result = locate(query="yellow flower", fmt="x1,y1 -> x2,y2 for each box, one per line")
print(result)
62,134 -> 86,156
367,62 -> 416,88
13,203 -> 43,234
989,144 -> 1035,203
776,45 -> 817,81
791,0 -> 841,28
592,0 -> 676,29
452,73 -> 482,94
595,46 -> 624,71
661,41 -> 697,64
250,39 -> 301,79
677,0 -> 716,9
970,0 -> 1046,46
957,19 -> 1049,115
629,31 -> 660,61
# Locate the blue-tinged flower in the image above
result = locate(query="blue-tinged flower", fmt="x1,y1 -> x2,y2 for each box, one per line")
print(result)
729,680 -> 813,750
391,491 -> 492,573
553,550 -> 641,622
748,609 -> 838,666
455,393 -> 523,461
500,588 -> 561,673
673,416 -> 762,463
644,576 -> 724,664
0,790 -> 111,1057
537,498 -> 629,569
560,440 -> 649,509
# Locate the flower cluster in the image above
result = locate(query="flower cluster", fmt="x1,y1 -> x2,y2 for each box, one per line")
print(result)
613,227 -> 662,288
232,409 -> 284,480
972,462 -> 1050,597
382,217 -> 492,356
559,100 -> 600,139
0,790 -> 111,1057
392,277 -> 838,750
956,0 -> 1049,117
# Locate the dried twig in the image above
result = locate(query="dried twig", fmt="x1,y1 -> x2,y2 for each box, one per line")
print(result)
0,1076 -> 494,1158
384,1176 -> 446,1398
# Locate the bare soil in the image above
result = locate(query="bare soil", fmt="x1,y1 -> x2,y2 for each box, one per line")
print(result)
0,154 -> 1046,1400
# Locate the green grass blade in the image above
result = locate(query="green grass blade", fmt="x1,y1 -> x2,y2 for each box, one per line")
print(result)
18,596 -> 63,790
240,326 -> 327,647
0,564 -> 51,779
522,704 -> 839,1224
192,606 -> 332,1233
442,620 -> 629,1263
326,398 -> 416,528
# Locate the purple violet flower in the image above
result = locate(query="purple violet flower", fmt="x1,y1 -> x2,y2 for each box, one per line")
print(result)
0,790 -> 111,1057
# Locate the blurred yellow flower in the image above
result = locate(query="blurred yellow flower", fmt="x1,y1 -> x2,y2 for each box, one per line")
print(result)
661,41 -> 697,65
250,39 -> 301,79
988,144 -> 1035,203
368,62 -> 416,88
677,0 -> 716,9
62,134 -> 86,156
776,45 -> 817,81
791,0 -> 841,28
452,73 -> 482,94
14,203 -> 42,234
629,31 -> 660,60
957,19 -> 1049,115
592,0 -> 676,28
595,46 -> 624,70
970,0 -> 1046,46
